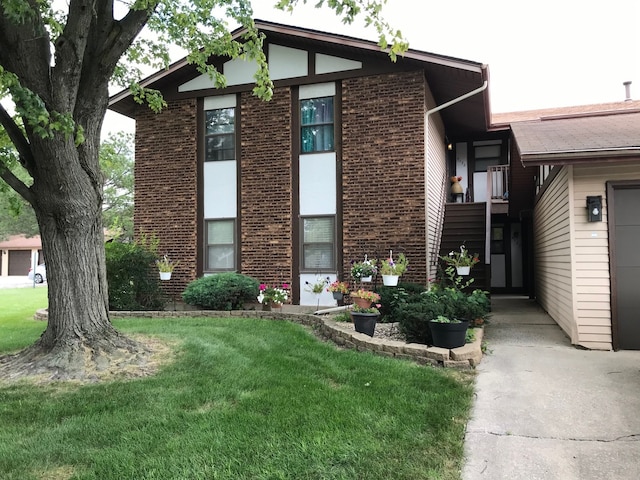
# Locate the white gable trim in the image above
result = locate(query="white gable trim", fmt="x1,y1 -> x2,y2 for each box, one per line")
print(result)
316,53 -> 362,74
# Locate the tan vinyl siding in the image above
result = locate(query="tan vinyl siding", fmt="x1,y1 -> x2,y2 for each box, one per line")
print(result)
425,106 -> 446,283
571,163 -> 640,349
534,166 -> 577,342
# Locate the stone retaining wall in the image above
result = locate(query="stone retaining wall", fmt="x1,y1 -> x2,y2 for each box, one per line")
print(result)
34,309 -> 483,368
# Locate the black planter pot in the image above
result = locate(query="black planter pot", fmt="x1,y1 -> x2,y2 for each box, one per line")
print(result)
332,292 -> 344,301
350,312 -> 379,337
429,319 -> 469,349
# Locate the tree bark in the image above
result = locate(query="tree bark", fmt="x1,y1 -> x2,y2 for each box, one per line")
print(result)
0,2 -> 155,381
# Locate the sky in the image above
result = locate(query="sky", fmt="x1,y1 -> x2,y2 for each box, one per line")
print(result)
103,0 -> 640,136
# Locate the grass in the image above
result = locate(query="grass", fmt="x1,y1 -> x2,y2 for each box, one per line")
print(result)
0,288 -> 474,480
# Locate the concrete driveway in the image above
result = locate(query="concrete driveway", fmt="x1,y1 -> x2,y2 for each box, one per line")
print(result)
463,295 -> 640,479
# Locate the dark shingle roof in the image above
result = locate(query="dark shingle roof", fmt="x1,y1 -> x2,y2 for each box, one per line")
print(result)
512,110 -> 640,165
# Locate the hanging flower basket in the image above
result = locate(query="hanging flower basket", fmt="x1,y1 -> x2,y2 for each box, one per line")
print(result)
332,292 -> 344,301
382,274 -> 399,286
159,271 -> 172,281
456,266 -> 471,276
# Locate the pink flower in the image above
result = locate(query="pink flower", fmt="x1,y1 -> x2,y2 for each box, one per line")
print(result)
282,283 -> 290,289
259,284 -> 267,291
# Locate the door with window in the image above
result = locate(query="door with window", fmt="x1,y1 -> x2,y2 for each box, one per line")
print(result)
490,221 -> 524,293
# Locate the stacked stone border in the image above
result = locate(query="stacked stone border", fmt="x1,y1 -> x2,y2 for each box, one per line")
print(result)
34,309 -> 483,369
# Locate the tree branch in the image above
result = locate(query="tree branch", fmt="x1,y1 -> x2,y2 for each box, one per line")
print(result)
0,102 -> 34,172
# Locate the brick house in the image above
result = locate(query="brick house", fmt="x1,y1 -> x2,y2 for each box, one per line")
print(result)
110,20 -> 515,306
109,20 -> 640,350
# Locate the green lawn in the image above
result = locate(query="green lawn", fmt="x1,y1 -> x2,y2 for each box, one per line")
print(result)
0,288 -> 474,480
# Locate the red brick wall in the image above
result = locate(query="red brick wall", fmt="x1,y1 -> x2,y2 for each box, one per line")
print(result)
240,88 -> 293,288
341,71 -> 427,284
133,72 -> 429,298
134,99 -> 198,296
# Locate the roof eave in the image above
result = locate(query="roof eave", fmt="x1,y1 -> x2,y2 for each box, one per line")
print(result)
521,148 -> 640,166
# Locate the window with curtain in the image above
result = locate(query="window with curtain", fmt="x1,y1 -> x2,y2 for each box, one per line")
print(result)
300,96 -> 334,153
302,216 -> 335,270
205,107 -> 235,161
206,219 -> 235,270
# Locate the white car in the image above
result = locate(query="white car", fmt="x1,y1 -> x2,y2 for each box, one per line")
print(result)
28,263 -> 47,284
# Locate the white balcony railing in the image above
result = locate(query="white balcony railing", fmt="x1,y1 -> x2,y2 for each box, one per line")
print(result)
487,165 -> 509,203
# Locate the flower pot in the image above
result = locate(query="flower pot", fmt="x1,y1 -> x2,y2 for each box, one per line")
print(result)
159,271 -> 172,280
360,275 -> 372,283
352,296 -> 372,309
351,312 -> 378,337
382,274 -> 399,286
429,319 -> 469,349
456,266 -> 471,276
332,292 -> 344,301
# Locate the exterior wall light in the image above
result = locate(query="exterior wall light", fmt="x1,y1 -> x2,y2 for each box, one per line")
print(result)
586,196 -> 602,222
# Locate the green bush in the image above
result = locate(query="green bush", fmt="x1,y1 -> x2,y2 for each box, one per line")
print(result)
105,241 -> 166,311
375,282 -> 426,323
396,291 -> 444,344
182,273 -> 260,310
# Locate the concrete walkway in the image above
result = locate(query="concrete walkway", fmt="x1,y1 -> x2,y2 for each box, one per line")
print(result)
463,295 -> 640,480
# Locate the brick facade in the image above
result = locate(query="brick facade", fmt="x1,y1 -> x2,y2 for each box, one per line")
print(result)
341,71 -> 427,284
134,98 -> 198,296
240,88 -> 293,288
133,71 -> 430,300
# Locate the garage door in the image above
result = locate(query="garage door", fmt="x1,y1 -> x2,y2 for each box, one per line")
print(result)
609,183 -> 640,350
8,250 -> 31,276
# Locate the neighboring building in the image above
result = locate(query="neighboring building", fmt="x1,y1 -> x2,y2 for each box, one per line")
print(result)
0,235 -> 43,277
109,20 -> 639,350
496,101 -> 640,350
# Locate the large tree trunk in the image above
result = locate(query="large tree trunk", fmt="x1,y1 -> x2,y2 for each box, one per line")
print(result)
0,122 -> 149,382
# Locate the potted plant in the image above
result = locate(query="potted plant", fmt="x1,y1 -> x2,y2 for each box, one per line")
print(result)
441,244 -> 479,276
429,314 -> 469,349
379,251 -> 408,286
350,256 -> 377,282
327,280 -> 349,300
156,254 -> 179,280
350,304 -> 380,337
349,288 -> 380,309
305,276 -> 330,295
257,283 -> 289,311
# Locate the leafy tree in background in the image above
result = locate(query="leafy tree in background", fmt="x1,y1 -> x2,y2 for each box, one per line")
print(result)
100,132 -> 134,241
0,0 -> 406,380
0,131 -> 134,241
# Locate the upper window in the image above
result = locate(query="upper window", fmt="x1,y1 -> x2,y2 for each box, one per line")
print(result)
205,108 -> 235,162
300,97 -> 334,153
206,219 -> 235,271
302,216 -> 335,270
473,141 -> 503,172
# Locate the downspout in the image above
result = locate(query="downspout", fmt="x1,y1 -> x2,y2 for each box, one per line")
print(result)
424,80 -> 489,283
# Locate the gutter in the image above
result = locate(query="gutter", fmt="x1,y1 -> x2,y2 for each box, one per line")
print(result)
426,80 -> 488,117
424,79 -> 490,277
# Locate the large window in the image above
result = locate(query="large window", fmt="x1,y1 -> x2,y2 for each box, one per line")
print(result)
302,216 -> 335,270
300,97 -> 334,153
206,219 -> 235,270
205,108 -> 235,162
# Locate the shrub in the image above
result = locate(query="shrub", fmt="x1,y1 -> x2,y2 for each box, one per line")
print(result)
182,273 -> 260,310
375,282 -> 426,323
396,291 -> 444,344
105,241 -> 166,311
